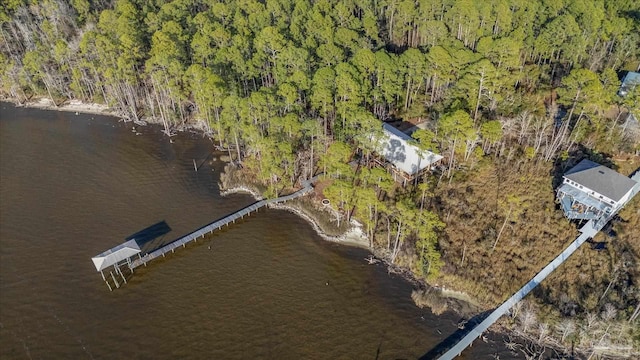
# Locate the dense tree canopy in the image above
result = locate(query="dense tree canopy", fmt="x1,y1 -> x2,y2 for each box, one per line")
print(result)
1,1 -> 639,354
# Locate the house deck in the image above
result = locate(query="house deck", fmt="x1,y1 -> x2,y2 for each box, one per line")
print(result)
557,184 -> 611,219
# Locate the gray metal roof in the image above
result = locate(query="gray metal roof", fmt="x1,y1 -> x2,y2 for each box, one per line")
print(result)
91,239 -> 141,272
619,71 -> 640,96
622,71 -> 640,86
564,159 -> 637,202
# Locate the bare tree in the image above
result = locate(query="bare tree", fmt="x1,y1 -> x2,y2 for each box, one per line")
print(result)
520,340 -> 547,360
556,319 -> 575,343
537,322 -> 550,343
504,335 -> 521,353
511,301 -> 523,320
519,306 -> 537,334
601,303 -> 617,322
586,312 -> 599,330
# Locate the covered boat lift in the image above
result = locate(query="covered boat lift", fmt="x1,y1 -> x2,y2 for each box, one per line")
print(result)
91,239 -> 142,291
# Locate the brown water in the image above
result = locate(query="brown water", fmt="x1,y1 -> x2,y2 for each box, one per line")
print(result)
0,103 -> 517,359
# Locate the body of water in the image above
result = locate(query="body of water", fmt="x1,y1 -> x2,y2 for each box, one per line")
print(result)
0,103 -> 516,359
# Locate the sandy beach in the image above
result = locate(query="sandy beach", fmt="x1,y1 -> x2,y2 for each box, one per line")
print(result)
12,97 -> 115,116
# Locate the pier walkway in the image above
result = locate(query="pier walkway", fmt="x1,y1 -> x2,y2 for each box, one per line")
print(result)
92,176 -> 319,289
437,172 -> 640,360
129,183 -> 315,269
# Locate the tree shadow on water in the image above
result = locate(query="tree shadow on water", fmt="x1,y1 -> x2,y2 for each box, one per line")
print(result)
418,309 -> 495,360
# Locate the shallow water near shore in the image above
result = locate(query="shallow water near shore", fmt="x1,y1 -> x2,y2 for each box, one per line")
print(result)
0,103 -> 517,359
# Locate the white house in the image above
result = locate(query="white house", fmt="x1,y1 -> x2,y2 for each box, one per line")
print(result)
557,159 -> 637,220
619,71 -> 640,97
374,123 -> 443,184
619,71 -> 639,131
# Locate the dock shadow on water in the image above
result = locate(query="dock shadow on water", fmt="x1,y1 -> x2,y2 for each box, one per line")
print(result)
419,309 -> 495,360
126,220 -> 172,254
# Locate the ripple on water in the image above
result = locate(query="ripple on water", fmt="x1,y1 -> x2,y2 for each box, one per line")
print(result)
0,103 -> 515,360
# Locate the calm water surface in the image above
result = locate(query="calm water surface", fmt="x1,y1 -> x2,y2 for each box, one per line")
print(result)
0,103 -> 517,359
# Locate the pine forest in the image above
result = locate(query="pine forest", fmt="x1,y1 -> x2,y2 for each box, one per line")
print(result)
1,0 -> 639,357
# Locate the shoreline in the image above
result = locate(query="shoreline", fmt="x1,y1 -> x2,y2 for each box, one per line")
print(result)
6,96 -> 374,251
6,95 -> 550,356
267,202 -> 370,249
7,97 -> 118,117
4,96 -> 213,132
217,181 -> 488,318
219,185 -> 370,249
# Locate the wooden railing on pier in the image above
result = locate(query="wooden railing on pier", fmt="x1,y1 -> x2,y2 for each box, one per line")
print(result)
130,180 -> 316,269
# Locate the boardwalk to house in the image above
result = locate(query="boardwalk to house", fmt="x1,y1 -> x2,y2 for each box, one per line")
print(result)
437,221 -> 599,360
436,172 -> 640,360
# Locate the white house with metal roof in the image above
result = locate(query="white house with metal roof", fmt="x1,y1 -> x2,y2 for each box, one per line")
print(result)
619,71 -> 640,97
375,123 -> 443,184
618,71 -> 639,137
557,159 -> 637,220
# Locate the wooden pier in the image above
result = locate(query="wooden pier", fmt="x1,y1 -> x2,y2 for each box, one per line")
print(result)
130,187 -> 312,268
92,176 -> 319,289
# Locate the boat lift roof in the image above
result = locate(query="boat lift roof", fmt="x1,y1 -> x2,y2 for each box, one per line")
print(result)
91,239 -> 141,272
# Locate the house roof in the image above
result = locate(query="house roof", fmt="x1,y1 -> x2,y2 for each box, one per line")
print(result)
91,239 -> 141,272
379,123 -> 443,176
564,159 -> 637,202
619,71 -> 640,96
